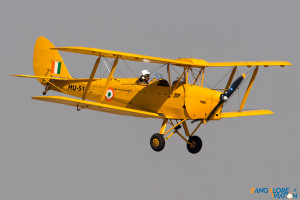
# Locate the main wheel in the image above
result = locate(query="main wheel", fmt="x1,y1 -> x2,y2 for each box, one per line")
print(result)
187,136 -> 202,154
150,133 -> 165,152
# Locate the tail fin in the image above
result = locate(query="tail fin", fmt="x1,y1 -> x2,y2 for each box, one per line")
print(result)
33,36 -> 72,85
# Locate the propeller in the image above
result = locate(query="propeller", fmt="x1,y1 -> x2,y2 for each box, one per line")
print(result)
192,73 -> 245,123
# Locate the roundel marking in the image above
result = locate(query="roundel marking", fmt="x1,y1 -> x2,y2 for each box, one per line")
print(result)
105,87 -> 115,101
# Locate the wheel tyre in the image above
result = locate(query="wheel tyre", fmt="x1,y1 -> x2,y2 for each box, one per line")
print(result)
150,133 -> 165,152
187,136 -> 202,154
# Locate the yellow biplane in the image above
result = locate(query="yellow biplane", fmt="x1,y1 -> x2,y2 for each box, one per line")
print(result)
11,36 -> 292,154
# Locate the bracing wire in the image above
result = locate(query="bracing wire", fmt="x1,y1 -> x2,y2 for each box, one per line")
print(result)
120,56 -> 138,78
149,64 -> 166,74
170,65 -> 180,76
203,81 -> 212,89
102,57 -> 127,78
190,68 -> 201,84
223,67 -> 256,110
212,68 -> 234,89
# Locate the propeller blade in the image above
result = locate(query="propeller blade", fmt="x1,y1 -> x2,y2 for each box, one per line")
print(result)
220,73 -> 245,102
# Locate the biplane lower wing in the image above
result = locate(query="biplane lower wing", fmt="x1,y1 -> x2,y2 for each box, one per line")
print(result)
221,109 -> 273,118
32,96 -> 167,119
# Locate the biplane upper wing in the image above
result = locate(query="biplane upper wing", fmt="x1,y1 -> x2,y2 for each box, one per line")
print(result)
52,47 -> 292,68
51,46 -> 198,66
206,61 -> 292,67
32,96 -> 168,119
221,109 -> 273,118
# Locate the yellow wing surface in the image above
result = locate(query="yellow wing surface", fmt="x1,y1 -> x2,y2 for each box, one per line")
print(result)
52,47 -> 195,66
206,61 -> 291,67
10,75 -> 68,80
32,96 -> 168,119
221,109 -> 273,118
32,96 -> 272,119
52,46 -> 292,68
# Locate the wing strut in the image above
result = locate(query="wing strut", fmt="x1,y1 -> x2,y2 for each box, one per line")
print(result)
82,55 -> 101,100
239,66 -> 259,111
193,67 -> 204,85
225,66 -> 237,90
167,64 -> 171,95
170,67 -> 186,96
201,67 -> 205,86
100,56 -> 119,102
185,67 -> 190,84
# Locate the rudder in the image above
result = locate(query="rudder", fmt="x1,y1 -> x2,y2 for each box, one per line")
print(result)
33,36 -> 72,85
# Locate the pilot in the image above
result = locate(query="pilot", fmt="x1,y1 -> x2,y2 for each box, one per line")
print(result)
136,69 -> 150,84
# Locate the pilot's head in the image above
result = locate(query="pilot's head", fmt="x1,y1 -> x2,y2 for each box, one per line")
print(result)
140,70 -> 150,82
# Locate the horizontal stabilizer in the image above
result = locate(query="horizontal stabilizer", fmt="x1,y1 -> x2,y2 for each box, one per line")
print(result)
10,75 -> 99,82
32,96 -> 167,119
10,74 -> 67,80
221,109 -> 273,118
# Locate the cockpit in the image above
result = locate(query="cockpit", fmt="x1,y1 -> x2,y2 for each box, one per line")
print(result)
150,73 -> 170,87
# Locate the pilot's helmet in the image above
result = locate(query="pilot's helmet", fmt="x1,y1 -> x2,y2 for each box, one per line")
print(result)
140,70 -> 150,80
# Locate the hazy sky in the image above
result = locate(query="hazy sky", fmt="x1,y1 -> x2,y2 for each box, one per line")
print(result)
1,0 -> 299,200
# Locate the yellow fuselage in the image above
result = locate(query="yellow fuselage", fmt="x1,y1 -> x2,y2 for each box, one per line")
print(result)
52,78 -> 222,120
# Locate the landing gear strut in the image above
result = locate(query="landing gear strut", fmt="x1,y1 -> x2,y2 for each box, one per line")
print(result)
42,82 -> 51,95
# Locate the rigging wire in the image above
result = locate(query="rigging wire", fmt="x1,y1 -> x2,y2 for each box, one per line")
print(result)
212,68 -> 234,89
149,64 -> 166,74
203,81 -> 212,89
170,65 -> 180,76
103,60 -> 111,73
190,68 -> 198,83
103,57 -> 127,78
120,56 -> 138,78
223,67 -> 256,110
225,101 -> 238,112
100,58 -> 109,78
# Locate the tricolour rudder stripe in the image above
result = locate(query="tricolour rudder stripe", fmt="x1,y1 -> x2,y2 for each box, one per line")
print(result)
57,62 -> 61,74
33,36 -> 72,85
51,61 -> 55,73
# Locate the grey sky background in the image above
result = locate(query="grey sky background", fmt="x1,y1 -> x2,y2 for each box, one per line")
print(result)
1,0 -> 299,200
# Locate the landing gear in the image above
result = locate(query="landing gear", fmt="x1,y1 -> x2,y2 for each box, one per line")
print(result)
150,133 -> 165,152
42,82 -> 50,95
150,119 -> 204,154
187,136 -> 202,154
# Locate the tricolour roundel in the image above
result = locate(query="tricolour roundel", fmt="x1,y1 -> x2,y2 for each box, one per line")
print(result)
105,87 -> 115,101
